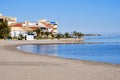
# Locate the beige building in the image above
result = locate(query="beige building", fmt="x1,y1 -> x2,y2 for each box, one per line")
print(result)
22,19 -> 58,34
0,13 -> 17,25
38,19 -> 58,34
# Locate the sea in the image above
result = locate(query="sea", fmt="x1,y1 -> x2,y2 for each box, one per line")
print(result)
18,34 -> 120,64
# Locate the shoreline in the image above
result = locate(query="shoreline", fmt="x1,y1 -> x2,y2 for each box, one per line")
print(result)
0,40 -> 120,80
16,42 -> 119,66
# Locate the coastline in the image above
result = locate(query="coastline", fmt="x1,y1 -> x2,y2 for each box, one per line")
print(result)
0,40 -> 120,80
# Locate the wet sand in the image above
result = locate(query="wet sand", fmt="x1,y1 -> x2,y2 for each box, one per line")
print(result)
0,40 -> 120,80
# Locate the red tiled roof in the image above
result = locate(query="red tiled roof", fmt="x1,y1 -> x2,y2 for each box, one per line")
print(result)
11,27 -> 33,31
41,22 -> 53,29
29,26 -> 39,30
9,23 -> 22,27
14,23 -> 22,26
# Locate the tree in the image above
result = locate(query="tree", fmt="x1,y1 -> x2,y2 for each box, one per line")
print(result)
73,31 -> 78,39
45,31 -> 50,39
56,33 -> 62,40
51,33 -> 55,40
64,32 -> 70,39
35,28 -> 42,39
18,33 -> 24,40
0,20 -> 11,40
77,32 -> 84,39
72,31 -> 84,39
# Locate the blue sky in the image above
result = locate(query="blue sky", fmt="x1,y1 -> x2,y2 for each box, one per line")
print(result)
0,0 -> 120,34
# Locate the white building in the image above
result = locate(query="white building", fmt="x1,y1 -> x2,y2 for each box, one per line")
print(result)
10,25 -> 33,38
38,19 -> 58,34
11,27 -> 26,37
22,21 -> 37,27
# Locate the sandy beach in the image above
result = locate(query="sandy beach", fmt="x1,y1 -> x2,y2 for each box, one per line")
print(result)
0,40 -> 120,80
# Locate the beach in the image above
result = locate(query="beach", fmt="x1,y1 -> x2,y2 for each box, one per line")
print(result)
0,40 -> 120,80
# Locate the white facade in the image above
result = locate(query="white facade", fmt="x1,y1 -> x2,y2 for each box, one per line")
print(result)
11,30 -> 26,37
28,22 -> 37,26
48,28 -> 52,32
10,27 -> 26,37
26,35 -> 34,40
23,21 -> 37,27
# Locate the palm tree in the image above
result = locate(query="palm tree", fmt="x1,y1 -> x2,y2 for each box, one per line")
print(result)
35,28 -> 42,39
45,31 -> 50,39
64,32 -> 70,39
72,31 -> 84,39
51,33 -> 55,40
0,20 -> 11,40
56,33 -> 62,40
73,31 -> 78,39
77,32 -> 84,39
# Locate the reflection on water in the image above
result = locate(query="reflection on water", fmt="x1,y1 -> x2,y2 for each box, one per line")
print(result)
18,34 -> 120,64
18,44 -> 59,56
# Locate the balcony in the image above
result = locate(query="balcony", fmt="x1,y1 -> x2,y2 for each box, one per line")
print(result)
53,30 -> 57,33
53,25 -> 57,28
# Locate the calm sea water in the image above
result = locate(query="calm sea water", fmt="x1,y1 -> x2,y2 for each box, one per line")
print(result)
18,34 -> 120,64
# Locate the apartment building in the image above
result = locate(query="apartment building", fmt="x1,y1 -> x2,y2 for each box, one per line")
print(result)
0,13 -> 17,25
38,19 -> 58,34
0,13 -> 58,39
22,19 -> 58,34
